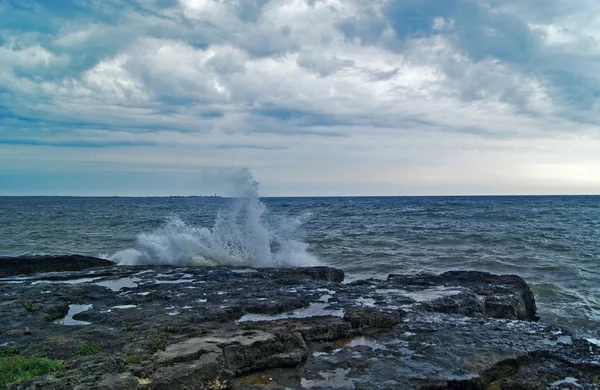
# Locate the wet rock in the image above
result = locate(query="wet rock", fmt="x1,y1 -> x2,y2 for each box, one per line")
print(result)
1,264 -> 598,389
43,303 -> 70,321
222,331 -> 308,374
343,307 -> 405,330
155,337 -> 222,365
0,255 -> 114,277
387,270 -> 539,321
95,373 -> 141,390
149,353 -> 230,390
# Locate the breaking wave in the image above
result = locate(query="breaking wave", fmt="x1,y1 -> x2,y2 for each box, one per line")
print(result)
110,168 -> 319,267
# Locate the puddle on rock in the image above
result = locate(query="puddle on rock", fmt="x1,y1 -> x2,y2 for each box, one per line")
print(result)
113,305 -> 137,310
231,269 -> 258,274
235,373 -> 278,386
380,287 -> 463,302
154,279 -> 194,284
55,304 -> 93,326
545,335 -> 573,346
237,302 -> 345,322
300,368 -> 355,389
32,277 -> 102,285
551,377 -> 581,388
95,277 -> 140,292
586,338 -> 600,346
318,294 -> 332,302
356,297 -> 376,307
333,337 -> 388,351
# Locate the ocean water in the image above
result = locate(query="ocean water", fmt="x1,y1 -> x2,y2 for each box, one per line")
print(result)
0,194 -> 599,341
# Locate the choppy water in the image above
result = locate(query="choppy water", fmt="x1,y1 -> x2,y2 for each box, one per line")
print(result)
1,195 -> 599,340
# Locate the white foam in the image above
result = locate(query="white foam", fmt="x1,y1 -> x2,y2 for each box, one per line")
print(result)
109,168 -> 319,268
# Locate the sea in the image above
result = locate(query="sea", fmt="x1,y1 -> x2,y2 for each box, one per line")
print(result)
1,194 -> 599,342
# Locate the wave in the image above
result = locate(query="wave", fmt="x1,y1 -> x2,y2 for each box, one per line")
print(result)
109,168 -> 319,268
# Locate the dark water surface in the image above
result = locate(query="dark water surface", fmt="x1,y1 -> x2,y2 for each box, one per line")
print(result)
1,195 -> 599,340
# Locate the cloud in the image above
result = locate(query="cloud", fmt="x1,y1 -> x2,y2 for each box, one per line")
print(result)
0,0 -> 599,195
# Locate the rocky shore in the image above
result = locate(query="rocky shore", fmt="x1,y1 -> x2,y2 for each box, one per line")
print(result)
1,256 -> 599,389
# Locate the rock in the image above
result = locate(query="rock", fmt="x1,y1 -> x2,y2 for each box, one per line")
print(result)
95,373 -> 141,390
149,353 -> 230,390
155,337 -> 222,365
0,255 -> 114,277
43,303 -> 70,321
1,264 -> 598,389
222,331 -> 308,374
343,307 -> 405,329
387,270 -> 539,321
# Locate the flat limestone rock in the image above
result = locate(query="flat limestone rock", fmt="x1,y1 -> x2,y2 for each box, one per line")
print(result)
0,255 -> 114,277
155,337 -> 223,364
1,263 -> 599,389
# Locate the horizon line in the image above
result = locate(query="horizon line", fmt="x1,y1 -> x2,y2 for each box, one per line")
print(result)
0,194 -> 598,198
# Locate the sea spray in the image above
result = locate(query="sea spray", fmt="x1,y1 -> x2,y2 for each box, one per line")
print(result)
110,168 -> 319,267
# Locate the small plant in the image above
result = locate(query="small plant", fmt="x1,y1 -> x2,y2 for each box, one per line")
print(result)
74,344 -> 102,356
0,346 -> 20,357
161,326 -> 178,333
122,323 -> 135,331
122,353 -> 141,365
146,333 -> 166,353
22,303 -> 38,313
0,355 -> 63,388
240,323 -> 259,331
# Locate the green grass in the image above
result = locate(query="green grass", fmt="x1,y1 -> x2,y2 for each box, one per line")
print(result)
161,325 -> 178,333
74,344 -> 102,356
0,355 -> 63,388
146,333 -> 166,353
240,322 -> 259,331
122,353 -> 141,365
22,303 -> 38,313
122,323 -> 135,331
0,347 -> 20,358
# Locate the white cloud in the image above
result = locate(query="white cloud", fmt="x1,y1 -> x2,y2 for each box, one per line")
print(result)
0,0 -> 599,195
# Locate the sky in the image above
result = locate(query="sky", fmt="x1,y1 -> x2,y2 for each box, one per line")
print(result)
1,0 -> 600,196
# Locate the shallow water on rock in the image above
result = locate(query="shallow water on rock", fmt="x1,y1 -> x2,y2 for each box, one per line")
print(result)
56,304 -> 93,326
95,277 -> 140,291
237,302 -> 345,322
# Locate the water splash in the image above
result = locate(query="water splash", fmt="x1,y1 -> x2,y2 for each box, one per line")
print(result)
110,168 -> 319,267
